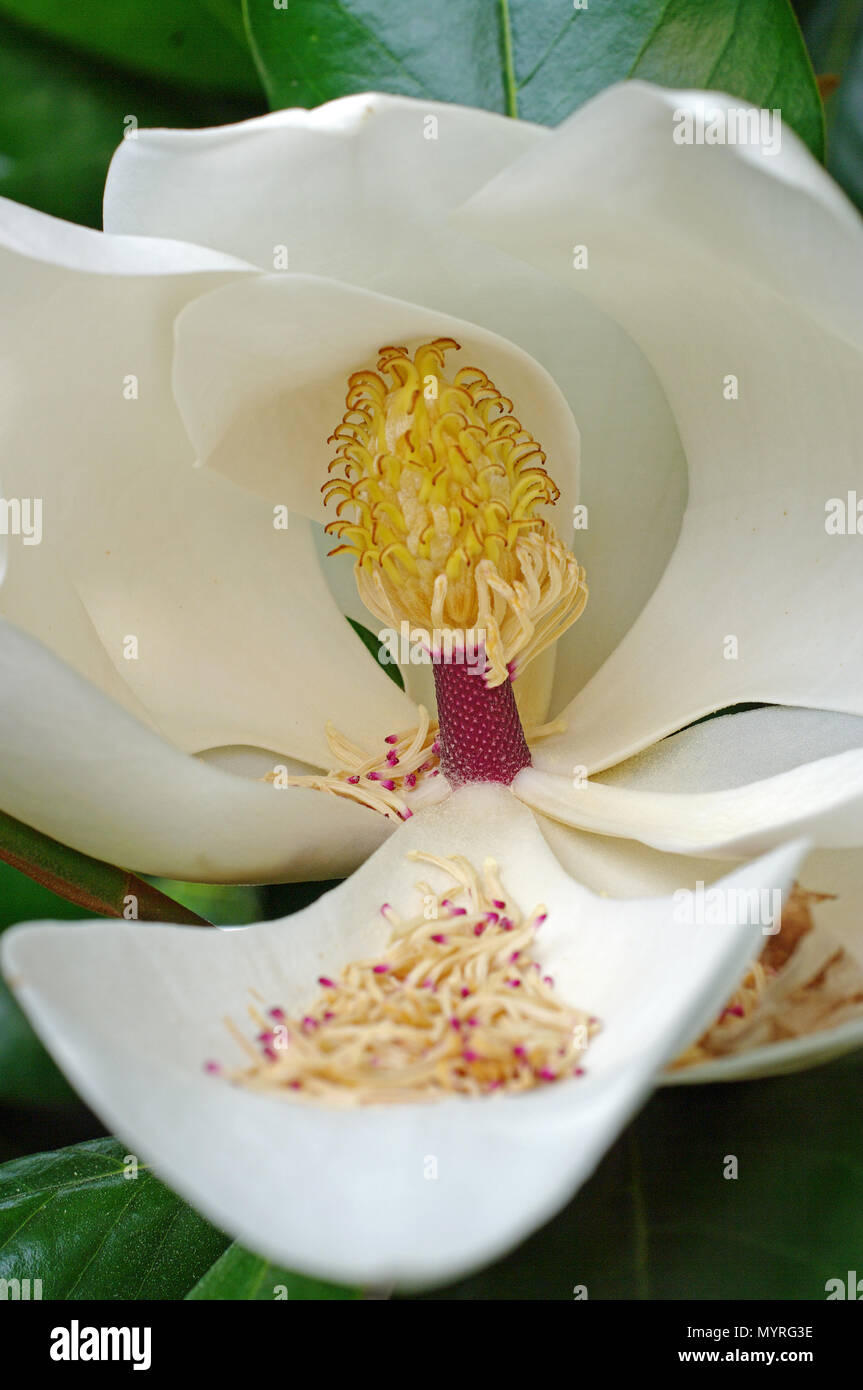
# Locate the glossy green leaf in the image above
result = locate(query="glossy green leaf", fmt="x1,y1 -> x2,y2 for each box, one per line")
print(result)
0,1139 -> 230,1298
417,1052 -> 863,1299
245,0 -> 824,156
0,0 -> 261,99
0,14 -> 264,228
186,1242 -> 359,1299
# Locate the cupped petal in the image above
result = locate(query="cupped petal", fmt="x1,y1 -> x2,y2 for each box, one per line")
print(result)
2,784 -> 805,1285
105,93 -> 689,695
0,198 -> 414,762
0,620 -> 392,882
455,82 -> 863,770
171,272 -> 580,526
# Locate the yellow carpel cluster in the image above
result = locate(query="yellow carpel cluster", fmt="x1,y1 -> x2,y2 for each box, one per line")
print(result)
323,339 -> 587,686
217,853 -> 597,1107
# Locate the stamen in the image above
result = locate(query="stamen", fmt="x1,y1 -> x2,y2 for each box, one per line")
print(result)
323,340 -> 587,689
217,853 -> 598,1106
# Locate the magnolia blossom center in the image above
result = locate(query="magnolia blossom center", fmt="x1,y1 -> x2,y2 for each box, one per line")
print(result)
318,338 -> 587,796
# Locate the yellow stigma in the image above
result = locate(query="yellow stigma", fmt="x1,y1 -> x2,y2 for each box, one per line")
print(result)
323,339 -> 587,686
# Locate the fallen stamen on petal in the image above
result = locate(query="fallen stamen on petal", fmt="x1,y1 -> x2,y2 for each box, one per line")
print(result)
218,853 -> 599,1106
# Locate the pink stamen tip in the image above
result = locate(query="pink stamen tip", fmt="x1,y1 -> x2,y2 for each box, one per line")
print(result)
301,1016 -> 317,1030
468,1016 -> 479,1027
492,899 -> 506,910
431,933 -> 447,944
536,912 -> 547,925
538,1067 -> 556,1081
588,1016 -> 599,1025
431,740 -> 441,754
373,963 -> 390,974
487,1080 -> 502,1091
460,987 -> 471,997
257,1031 -> 273,1043
463,1049 -> 480,1063
367,771 -> 380,781
323,1011 -> 335,1020
380,778 -> 397,791
574,1066 -> 586,1077
380,902 -> 391,915
289,1080 -> 302,1090
421,979 -> 435,990
484,911 -> 499,924
543,976 -> 554,987
729,1004 -> 745,1017
449,907 -> 467,916
510,951 -> 520,963
449,1017 -> 461,1029
384,734 -> 399,744
386,751 -> 399,765
346,775 -> 360,784
204,1060 -> 221,1074
400,808 -> 413,820
268,1006 -> 286,1020
317,977 -> 336,989
501,917 -> 514,931
506,978 -> 521,988
473,922 -> 486,937
405,773 -> 417,788
263,1045 -> 277,1061
431,769 -> 440,776
513,1045 -> 527,1058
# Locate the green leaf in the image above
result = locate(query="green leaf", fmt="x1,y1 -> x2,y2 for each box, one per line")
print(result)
0,1138 -> 230,1298
415,1052 -> 863,1299
0,13 -> 265,228
186,1242 -> 359,1299
0,0 -> 262,99
796,0 -> 863,208
0,809 -> 212,925
245,0 -> 824,157
347,616 -> 405,690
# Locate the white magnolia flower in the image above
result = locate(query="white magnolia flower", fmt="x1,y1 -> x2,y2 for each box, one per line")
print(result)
3,82 -> 863,1284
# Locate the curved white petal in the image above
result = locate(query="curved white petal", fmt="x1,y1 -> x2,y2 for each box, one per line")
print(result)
537,813 -> 863,1082
669,843 -> 863,1083
0,620 -> 392,882
171,272 -> 581,527
0,198 -> 414,761
105,93 -> 688,696
456,82 -> 863,770
2,784 -> 806,1285
515,752 -> 863,860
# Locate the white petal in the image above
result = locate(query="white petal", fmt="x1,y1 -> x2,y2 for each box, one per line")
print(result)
171,272 -> 581,527
2,785 -> 806,1285
515,754 -> 863,859
670,842 -> 863,1084
0,198 -> 413,761
105,94 -> 687,689
456,82 -> 863,769
0,620 -> 392,882
537,813 -> 863,1082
